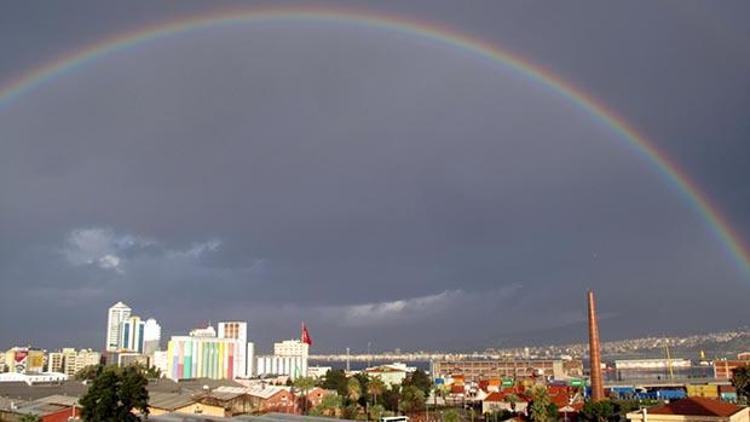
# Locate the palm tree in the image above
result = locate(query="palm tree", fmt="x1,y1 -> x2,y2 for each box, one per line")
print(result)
347,377 -> 362,404
293,376 -> 317,414
505,393 -> 519,414
311,393 -> 344,417
368,378 -> 386,406
528,385 -> 552,422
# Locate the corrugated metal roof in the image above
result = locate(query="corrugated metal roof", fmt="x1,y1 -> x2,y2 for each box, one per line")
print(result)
148,391 -> 198,410
234,413 -> 357,422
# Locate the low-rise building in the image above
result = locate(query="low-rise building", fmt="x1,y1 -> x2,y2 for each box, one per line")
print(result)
303,387 -> 332,410
306,366 -> 331,379
481,391 -> 529,415
433,358 -> 582,382
148,392 -> 226,417
243,384 -> 296,414
614,359 -> 692,370
626,397 -> 749,422
364,363 -> 414,386
0,372 -> 68,384
714,359 -> 750,380
687,384 -> 720,399
1,395 -> 81,422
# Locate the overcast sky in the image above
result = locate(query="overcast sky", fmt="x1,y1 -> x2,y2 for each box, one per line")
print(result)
1,1 -> 749,353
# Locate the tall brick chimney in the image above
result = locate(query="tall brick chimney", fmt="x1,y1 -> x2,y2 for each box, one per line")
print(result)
587,289 -> 605,401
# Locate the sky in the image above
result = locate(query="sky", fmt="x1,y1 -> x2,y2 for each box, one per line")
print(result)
1,1 -> 749,354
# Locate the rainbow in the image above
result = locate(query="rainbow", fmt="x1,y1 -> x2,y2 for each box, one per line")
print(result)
0,6 -> 748,277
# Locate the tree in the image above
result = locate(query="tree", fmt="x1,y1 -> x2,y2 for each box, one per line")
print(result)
579,400 -> 615,422
444,409 -> 460,422
382,385 -> 401,413
399,385 -> 426,414
348,377 -> 363,403
731,366 -> 750,404
311,393 -> 343,417
368,378 -> 386,406
144,365 -> 162,379
119,366 -> 149,420
294,376 -> 317,414
19,414 -> 41,422
75,364 -> 103,381
79,365 -> 149,421
370,404 -> 386,421
403,369 -> 433,396
322,369 -> 349,397
528,385 -> 552,422
487,409 -> 514,421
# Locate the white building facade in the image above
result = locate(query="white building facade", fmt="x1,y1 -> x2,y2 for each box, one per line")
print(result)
255,355 -> 308,380
120,315 -> 146,353
218,321 -> 248,377
255,339 -> 309,380
143,318 -> 162,356
106,301 -> 131,352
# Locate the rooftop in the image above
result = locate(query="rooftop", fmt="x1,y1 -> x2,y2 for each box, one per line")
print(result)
148,391 -> 199,411
645,397 -> 746,417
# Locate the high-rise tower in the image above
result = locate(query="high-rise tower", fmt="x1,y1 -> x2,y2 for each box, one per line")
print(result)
587,290 -> 605,401
218,321 -> 248,378
106,301 -> 131,352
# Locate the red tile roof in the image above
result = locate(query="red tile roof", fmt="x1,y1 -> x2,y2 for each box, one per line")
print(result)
484,391 -> 529,403
647,397 -> 745,417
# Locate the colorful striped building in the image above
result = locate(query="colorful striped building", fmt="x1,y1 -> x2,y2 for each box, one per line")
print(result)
166,336 -> 241,380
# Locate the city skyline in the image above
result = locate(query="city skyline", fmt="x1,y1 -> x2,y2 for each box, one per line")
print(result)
1,1 -> 749,351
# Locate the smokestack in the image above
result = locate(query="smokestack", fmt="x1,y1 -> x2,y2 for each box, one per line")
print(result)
587,290 -> 605,401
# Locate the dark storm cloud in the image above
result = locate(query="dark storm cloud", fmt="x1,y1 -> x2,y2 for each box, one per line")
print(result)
1,1 -> 748,352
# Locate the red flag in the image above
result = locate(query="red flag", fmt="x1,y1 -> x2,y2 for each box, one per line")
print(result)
301,322 -> 313,347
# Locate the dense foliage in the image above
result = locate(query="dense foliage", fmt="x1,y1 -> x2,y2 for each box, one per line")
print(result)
402,369 -> 433,396
79,365 -> 149,422
732,366 -> 750,404
579,400 -> 616,422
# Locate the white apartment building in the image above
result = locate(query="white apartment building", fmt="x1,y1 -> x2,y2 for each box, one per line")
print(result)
62,349 -> 101,378
120,315 -> 146,353
152,350 -> 169,376
274,339 -> 309,357
106,302 -> 131,352
143,318 -> 162,355
47,352 -> 64,373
